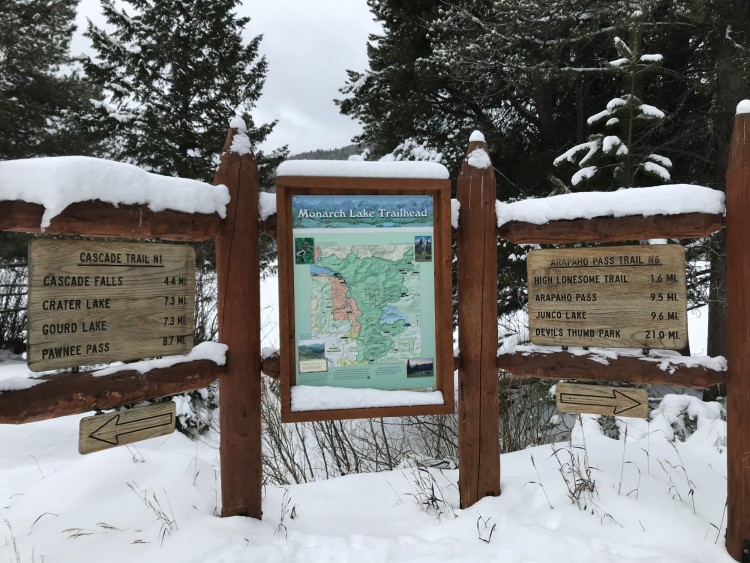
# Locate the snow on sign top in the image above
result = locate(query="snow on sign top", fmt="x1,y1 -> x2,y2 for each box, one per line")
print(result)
469,130 -> 486,142
496,184 -> 725,227
737,99 -> 750,115
276,159 -> 449,180
0,156 -> 230,228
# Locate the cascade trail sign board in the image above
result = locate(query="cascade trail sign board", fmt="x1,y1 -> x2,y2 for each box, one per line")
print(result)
555,382 -> 649,418
276,173 -> 454,422
78,402 -> 176,454
527,244 -> 687,349
28,240 -> 195,371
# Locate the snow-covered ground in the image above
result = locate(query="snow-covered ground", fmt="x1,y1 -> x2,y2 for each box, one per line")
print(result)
0,274 -> 732,562
0,402 -> 730,563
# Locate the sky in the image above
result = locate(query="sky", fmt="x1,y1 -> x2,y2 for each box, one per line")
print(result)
71,0 -> 382,155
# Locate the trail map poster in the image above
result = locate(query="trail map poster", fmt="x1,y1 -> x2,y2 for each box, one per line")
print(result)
291,194 -> 436,391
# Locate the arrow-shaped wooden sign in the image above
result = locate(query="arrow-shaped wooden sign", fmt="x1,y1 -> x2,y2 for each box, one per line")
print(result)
556,382 -> 648,418
79,402 -> 176,454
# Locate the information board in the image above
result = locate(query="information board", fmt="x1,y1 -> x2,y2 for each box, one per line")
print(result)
291,194 -> 437,391
28,240 -> 195,371
528,244 -> 687,349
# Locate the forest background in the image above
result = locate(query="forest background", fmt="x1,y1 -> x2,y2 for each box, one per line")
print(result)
1,0 -> 749,458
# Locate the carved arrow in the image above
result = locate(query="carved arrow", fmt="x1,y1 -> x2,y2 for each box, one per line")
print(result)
79,402 -> 176,454
556,383 -> 648,418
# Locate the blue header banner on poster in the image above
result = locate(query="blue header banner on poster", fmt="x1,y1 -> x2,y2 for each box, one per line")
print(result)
292,195 -> 433,229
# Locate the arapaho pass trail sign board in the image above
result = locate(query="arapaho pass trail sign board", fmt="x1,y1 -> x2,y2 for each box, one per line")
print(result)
528,244 -> 687,349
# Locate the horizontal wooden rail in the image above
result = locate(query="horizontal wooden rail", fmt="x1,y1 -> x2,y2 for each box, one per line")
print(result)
496,349 -> 725,388
498,212 -> 725,244
0,359 -> 224,424
260,214 -> 277,238
262,212 -> 724,244
0,200 -> 222,241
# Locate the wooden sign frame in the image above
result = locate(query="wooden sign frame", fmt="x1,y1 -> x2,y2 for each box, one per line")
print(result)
276,175 -> 454,422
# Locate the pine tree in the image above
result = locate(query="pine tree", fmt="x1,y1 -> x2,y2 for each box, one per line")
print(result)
0,0 -> 104,266
83,0 -> 286,185
0,0 -> 100,159
553,27 -> 671,191
81,0 -> 287,434
337,0 -> 455,166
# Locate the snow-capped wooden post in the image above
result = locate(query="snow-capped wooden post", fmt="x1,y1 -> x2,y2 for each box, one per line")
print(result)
214,120 -> 263,519
726,101 -> 750,561
456,132 -> 501,507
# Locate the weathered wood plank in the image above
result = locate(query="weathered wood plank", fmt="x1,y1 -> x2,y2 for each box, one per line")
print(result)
79,402 -> 176,455
0,360 -> 223,424
456,139 -> 501,508
726,111 -> 750,561
496,350 -> 725,388
0,200 -> 221,241
215,127 -> 263,519
27,240 -> 195,371
527,245 -> 688,349
555,382 -> 649,418
498,212 -> 724,244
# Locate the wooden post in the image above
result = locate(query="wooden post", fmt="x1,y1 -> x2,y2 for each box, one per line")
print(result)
214,126 -> 262,518
727,106 -> 750,560
456,134 -> 501,507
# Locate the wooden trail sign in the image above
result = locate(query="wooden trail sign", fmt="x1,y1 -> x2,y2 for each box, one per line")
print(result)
78,402 -> 176,454
27,240 -> 195,371
528,244 -> 687,349
555,382 -> 648,418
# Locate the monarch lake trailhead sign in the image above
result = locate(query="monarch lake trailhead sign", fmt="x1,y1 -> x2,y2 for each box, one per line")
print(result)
291,194 -> 438,392
528,244 -> 688,349
28,240 -> 195,371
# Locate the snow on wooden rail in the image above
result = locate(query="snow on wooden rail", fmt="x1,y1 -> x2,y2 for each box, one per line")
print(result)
497,345 -> 726,388
0,342 -> 228,424
497,184 -> 725,243
0,156 -> 230,241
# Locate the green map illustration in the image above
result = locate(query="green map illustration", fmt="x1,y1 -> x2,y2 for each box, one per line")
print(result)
292,194 -> 436,390
309,243 -> 421,367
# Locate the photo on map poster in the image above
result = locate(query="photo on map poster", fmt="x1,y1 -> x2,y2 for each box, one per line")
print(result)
414,236 -> 432,262
294,237 -> 315,264
291,194 -> 437,391
297,339 -> 327,373
406,358 -> 434,377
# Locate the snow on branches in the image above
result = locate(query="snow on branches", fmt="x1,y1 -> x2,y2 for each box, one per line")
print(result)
553,31 -> 670,191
